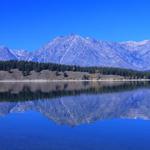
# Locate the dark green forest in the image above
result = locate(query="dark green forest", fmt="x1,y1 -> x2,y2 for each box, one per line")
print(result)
0,60 -> 150,79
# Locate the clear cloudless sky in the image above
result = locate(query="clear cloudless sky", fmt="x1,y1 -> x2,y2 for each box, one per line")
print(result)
0,0 -> 150,50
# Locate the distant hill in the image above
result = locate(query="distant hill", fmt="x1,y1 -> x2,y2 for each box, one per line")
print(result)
0,46 -> 17,60
1,35 -> 150,70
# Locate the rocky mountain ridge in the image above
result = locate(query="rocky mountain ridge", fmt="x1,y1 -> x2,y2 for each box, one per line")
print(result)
1,35 -> 150,70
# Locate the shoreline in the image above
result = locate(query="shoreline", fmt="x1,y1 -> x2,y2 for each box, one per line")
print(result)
0,79 -> 150,82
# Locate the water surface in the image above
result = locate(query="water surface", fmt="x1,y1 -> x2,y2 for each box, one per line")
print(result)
0,81 -> 150,150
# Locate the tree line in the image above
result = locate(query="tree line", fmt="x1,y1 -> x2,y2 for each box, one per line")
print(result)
0,60 -> 150,78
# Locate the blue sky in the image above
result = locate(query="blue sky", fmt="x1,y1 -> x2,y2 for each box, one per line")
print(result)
0,0 -> 150,50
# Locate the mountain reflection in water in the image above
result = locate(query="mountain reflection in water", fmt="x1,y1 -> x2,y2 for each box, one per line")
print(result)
0,81 -> 150,126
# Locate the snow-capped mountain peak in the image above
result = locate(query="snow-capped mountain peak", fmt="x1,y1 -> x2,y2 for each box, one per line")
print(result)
1,35 -> 150,70
121,40 -> 150,47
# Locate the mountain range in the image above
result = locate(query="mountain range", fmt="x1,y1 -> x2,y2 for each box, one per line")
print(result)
1,34 -> 150,70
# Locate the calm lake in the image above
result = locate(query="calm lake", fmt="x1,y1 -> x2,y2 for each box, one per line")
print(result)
0,81 -> 150,150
